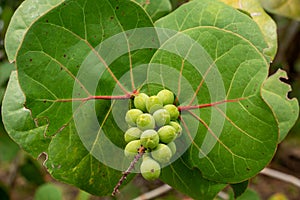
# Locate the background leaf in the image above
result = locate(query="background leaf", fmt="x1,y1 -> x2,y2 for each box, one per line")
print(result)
262,69 -> 299,142
34,183 -> 63,200
259,0 -> 300,20
220,0 -> 278,60
134,0 -> 172,21
4,0 -> 65,62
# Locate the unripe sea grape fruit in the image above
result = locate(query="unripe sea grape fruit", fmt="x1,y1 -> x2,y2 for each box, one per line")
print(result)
169,121 -> 183,137
134,93 -> 149,112
167,141 -> 176,155
157,125 -> 177,144
151,143 -> 172,164
146,95 -> 163,114
124,127 -> 142,143
125,109 -> 143,126
164,104 -> 179,120
124,140 -> 142,159
153,109 -> 170,127
140,157 -> 161,181
136,113 -> 155,131
140,129 -> 159,149
157,89 -> 174,105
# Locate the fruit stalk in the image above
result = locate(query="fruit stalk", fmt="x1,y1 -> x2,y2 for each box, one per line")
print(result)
111,146 -> 146,196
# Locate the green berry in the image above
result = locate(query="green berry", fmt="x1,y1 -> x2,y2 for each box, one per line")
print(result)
153,109 -> 170,127
134,93 -> 149,112
167,142 -> 177,156
136,113 -> 155,131
125,109 -> 143,126
164,104 -> 179,120
124,140 -> 141,159
146,95 -> 163,114
157,89 -> 174,105
157,125 -> 177,144
169,121 -> 183,137
140,157 -> 161,181
124,127 -> 142,143
151,144 -> 172,164
140,130 -> 159,149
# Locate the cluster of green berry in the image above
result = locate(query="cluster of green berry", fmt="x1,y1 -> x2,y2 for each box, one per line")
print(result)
123,89 -> 182,181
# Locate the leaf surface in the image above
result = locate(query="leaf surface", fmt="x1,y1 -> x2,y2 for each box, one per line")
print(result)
134,0 -> 172,21
2,71 -> 50,157
4,0 -> 65,62
154,0 -> 278,183
220,0 -> 277,60
262,69 -> 299,142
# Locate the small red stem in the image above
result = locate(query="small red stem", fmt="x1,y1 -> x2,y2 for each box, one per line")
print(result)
53,94 -> 132,102
178,98 -> 245,111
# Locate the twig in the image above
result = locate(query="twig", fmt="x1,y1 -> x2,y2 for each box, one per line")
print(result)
111,146 -> 146,196
133,184 -> 172,200
260,167 -> 300,188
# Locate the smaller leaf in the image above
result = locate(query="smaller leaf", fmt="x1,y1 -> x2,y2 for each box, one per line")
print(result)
230,188 -> 261,200
134,0 -> 172,21
262,69 -> 299,142
259,0 -> 300,20
0,62 -> 15,102
34,183 -> 63,200
230,180 -> 249,199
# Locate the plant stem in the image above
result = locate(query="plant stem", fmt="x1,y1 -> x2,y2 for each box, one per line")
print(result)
111,146 -> 146,196
178,98 -> 245,111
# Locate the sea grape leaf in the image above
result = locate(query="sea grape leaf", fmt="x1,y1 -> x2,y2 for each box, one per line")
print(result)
134,0 -> 172,21
45,120 -> 125,196
2,71 -> 50,157
262,69 -> 299,142
231,180 -> 249,199
154,0 -> 278,183
0,62 -> 15,102
259,0 -> 300,20
160,154 -> 227,200
34,183 -> 63,200
220,0 -> 277,60
4,0 -> 154,196
4,0 -> 65,62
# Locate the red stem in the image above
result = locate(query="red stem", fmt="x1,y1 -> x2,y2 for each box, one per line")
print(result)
53,94 -> 132,102
178,98 -> 245,111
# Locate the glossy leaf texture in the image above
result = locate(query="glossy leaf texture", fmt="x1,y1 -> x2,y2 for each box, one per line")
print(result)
220,0 -> 278,60
154,0 -> 278,183
262,69 -> 299,142
134,0 -> 172,21
259,0 -> 300,20
2,72 -> 129,197
4,0 -> 65,62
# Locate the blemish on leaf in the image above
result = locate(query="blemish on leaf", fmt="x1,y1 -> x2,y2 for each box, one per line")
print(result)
110,16 -> 114,20
29,58 -> 32,62
63,54 -> 67,58
45,19 -> 49,23
116,6 -> 119,10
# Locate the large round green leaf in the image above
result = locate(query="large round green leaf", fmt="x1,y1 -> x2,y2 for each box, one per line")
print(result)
154,0 -> 278,183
